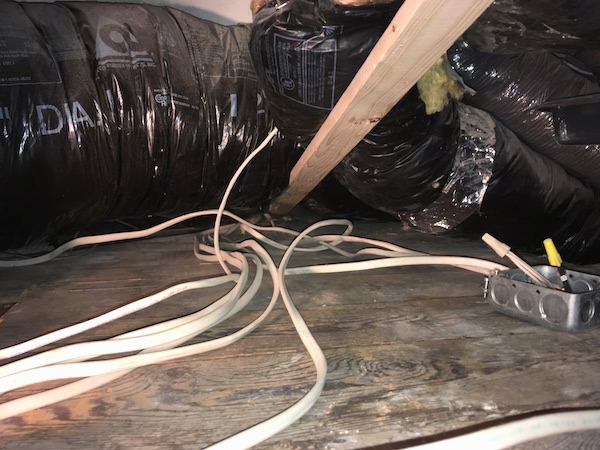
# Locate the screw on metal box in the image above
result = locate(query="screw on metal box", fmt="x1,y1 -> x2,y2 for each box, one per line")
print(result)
485,265 -> 600,331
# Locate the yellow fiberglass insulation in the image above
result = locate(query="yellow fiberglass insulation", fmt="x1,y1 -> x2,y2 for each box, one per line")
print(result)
417,55 -> 466,115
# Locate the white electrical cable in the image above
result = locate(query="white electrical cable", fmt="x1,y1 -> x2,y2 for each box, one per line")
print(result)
1,127 -> 598,450
0,209 -> 229,267
482,233 -> 558,289
206,220 -> 339,450
0,274 -> 238,360
0,206 -> 322,268
0,257 -> 250,380
199,223 -> 357,259
236,224 -> 357,257
0,249 -> 278,421
285,255 -> 506,276
213,127 -> 279,275
410,410 -> 600,450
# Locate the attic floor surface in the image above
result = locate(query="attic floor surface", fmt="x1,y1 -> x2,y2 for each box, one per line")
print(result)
1,216 -> 599,449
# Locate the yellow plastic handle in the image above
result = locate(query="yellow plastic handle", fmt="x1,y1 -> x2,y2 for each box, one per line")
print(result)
543,238 -> 562,267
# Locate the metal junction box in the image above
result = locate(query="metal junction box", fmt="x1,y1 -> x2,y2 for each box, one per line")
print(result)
485,265 -> 600,331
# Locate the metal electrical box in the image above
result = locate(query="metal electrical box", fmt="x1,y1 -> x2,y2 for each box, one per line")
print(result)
485,266 -> 600,331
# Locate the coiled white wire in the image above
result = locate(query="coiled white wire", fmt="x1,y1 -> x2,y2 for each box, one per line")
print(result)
0,128 -> 598,449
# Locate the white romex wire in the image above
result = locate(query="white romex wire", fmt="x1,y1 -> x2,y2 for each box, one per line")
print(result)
1,127 -> 599,449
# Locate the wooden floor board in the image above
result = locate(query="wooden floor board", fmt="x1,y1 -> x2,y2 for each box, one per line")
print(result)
1,218 -> 599,449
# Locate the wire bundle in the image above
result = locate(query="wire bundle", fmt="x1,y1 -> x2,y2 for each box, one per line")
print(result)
1,129 -> 599,449
482,233 -> 559,289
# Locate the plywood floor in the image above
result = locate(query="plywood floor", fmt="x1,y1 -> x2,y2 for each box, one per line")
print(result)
1,216 -> 599,449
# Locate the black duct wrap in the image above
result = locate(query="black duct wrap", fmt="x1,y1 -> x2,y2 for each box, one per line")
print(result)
576,50 -> 600,79
463,0 -> 600,54
457,108 -> 600,264
448,41 -> 600,190
249,0 -> 402,142
0,1 -> 298,250
333,88 -> 460,215
250,0 -> 459,214
248,0 -> 600,263
406,104 -> 600,264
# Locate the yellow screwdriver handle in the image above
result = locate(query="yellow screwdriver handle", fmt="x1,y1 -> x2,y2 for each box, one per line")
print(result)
543,238 -> 562,267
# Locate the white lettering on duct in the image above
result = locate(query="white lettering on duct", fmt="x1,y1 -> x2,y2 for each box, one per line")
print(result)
36,104 -> 64,135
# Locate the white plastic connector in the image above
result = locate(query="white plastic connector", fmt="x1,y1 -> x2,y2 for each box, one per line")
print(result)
482,233 -> 511,258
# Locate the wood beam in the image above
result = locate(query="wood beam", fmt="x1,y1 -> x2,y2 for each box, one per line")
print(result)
269,0 -> 493,215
